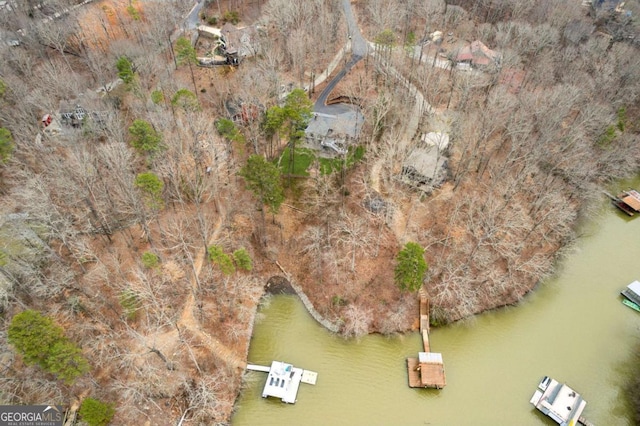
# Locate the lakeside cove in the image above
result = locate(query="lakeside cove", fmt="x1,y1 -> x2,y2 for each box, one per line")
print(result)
233,194 -> 640,425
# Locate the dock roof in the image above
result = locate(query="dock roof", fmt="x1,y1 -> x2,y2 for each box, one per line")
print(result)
622,280 -> 640,306
530,377 -> 586,425
261,361 -> 303,404
621,191 -> 640,211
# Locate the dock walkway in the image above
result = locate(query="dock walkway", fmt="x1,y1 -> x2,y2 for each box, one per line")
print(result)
407,291 -> 446,389
247,364 -> 271,373
578,416 -> 595,426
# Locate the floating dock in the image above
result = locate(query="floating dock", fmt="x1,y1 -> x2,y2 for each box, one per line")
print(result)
530,376 -> 591,426
247,361 -> 317,404
621,280 -> 640,306
407,291 -> 446,389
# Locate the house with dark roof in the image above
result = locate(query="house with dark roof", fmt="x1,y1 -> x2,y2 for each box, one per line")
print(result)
304,108 -> 364,157
401,132 -> 450,190
220,23 -> 260,65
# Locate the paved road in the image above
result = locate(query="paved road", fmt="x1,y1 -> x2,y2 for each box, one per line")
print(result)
314,0 -> 368,113
185,0 -> 204,30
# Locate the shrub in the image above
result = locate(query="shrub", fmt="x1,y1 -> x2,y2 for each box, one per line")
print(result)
141,251 -> 159,268
207,245 -> 235,275
332,295 -> 347,307
126,5 -> 140,20
233,248 -> 252,271
222,10 -> 240,25
119,289 -> 140,320
79,398 -> 115,426
150,90 -> 164,105
617,107 -> 627,132
135,172 -> 164,209
0,127 -> 14,164
171,89 -> 199,111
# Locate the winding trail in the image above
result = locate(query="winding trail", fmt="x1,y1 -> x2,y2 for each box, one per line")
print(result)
175,204 -> 246,370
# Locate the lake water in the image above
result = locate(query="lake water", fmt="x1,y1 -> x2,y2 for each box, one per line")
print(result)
233,190 -> 640,426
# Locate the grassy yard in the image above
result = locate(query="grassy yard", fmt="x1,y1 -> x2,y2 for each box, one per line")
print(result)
276,145 -> 365,176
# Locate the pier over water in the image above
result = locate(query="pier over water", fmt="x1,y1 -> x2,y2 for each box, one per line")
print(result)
407,291 -> 446,389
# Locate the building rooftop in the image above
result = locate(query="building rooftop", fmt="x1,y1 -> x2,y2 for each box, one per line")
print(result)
220,23 -> 259,58
306,109 -> 364,140
305,108 -> 364,156
455,40 -> 500,66
261,361 -> 303,404
622,280 -> 640,306
530,377 -> 587,426
620,190 -> 640,211
251,360 -> 318,404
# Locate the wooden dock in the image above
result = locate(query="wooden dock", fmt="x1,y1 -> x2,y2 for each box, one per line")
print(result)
604,189 -> 640,216
406,354 -> 446,389
578,416 -> 595,426
407,291 -> 446,389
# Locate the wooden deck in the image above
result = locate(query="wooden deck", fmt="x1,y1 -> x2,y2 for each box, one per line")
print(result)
407,292 -> 446,389
406,357 -> 446,389
420,295 -> 430,333
407,358 -> 423,387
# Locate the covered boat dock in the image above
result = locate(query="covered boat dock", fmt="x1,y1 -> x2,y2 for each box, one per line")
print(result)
530,376 -> 592,426
247,360 -> 317,404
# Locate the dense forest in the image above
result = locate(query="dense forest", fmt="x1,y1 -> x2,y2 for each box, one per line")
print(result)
0,0 -> 639,424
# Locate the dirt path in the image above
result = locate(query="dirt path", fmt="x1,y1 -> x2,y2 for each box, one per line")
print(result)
176,206 -> 247,370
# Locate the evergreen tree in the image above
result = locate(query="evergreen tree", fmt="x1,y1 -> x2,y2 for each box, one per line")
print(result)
128,119 -> 163,155
216,118 -> 245,144
135,172 -> 164,209
239,154 -> 285,245
116,56 -> 135,86
207,245 -> 235,275
239,154 -> 285,215
394,242 -> 428,292
175,37 -> 198,93
233,248 -> 253,271
263,89 -> 313,176
8,310 -> 89,383
171,88 -> 199,112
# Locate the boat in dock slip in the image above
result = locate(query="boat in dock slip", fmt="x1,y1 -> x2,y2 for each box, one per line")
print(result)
621,280 -> 640,312
530,376 -> 593,426
622,298 -> 640,312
